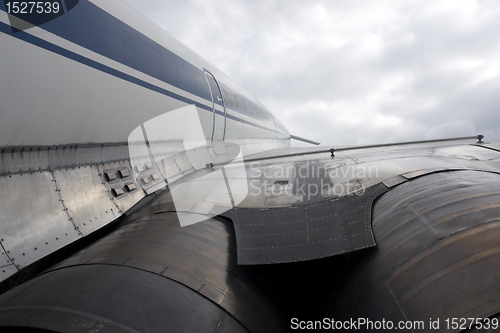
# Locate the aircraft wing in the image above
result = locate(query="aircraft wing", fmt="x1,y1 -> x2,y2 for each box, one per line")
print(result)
223,139 -> 500,265
1,0 -> 500,332
27,137 -> 497,332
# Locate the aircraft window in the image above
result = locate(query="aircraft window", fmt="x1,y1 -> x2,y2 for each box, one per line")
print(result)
242,99 -> 247,112
233,95 -> 239,108
222,89 -> 229,105
249,105 -> 254,114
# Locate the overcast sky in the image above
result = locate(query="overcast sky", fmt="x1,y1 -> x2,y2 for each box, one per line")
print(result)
123,0 -> 500,146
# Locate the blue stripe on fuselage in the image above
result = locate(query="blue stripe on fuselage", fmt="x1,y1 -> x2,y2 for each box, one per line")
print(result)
39,0 -> 212,103
0,1 -> 278,135
0,20 -> 213,113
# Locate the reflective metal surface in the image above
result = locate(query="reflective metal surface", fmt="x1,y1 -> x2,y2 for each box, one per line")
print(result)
225,183 -> 388,264
217,142 -> 500,264
0,172 -> 81,270
0,249 -> 10,267
35,212 -> 284,333
53,166 -> 120,236
0,265 -> 17,282
238,136 -> 484,164
238,142 -> 500,208
0,144 -> 145,283
336,171 -> 500,332
97,161 -> 145,214
2,140 -> 499,284
0,265 -> 248,333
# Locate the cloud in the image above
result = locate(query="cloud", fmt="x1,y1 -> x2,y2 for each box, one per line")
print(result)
124,0 -> 500,146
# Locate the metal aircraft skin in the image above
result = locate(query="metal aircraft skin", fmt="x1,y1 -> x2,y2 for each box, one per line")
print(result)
0,1 -> 500,332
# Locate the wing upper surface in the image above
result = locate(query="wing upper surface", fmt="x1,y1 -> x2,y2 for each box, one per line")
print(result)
211,140 -> 500,264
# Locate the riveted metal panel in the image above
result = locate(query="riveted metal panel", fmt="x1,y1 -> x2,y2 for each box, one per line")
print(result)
0,265 -> 17,281
48,146 -> 79,170
225,183 -> 388,264
0,144 -> 133,177
53,166 -> 120,236
0,247 -> 11,267
97,161 -> 146,214
0,172 -> 81,270
0,148 -> 50,175
99,144 -> 130,164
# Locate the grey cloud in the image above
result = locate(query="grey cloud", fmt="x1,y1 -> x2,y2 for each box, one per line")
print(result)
124,0 -> 500,145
